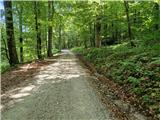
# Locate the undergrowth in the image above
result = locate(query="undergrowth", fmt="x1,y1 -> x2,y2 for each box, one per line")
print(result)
1,48 -> 60,74
71,42 -> 160,116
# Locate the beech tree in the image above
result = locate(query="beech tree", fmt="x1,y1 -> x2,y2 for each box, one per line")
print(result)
16,3 -> 23,63
34,1 -> 42,59
4,1 -> 19,65
1,1 -> 159,68
124,1 -> 135,47
47,1 -> 53,57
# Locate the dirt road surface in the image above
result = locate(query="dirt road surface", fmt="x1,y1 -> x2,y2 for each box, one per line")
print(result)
2,50 -> 114,120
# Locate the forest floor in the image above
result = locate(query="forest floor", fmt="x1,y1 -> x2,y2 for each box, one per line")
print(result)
1,50 -> 148,120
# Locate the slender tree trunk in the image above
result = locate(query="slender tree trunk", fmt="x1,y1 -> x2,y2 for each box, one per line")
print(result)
112,22 -> 115,40
124,1 -> 135,47
4,1 -> 19,65
89,23 -> 94,47
95,17 -> 101,48
115,28 -> 118,41
153,3 -> 159,40
154,3 -> 159,30
58,18 -> 62,51
47,1 -> 53,57
34,1 -> 42,59
1,27 -> 9,61
93,22 -> 96,47
19,5 -> 23,63
44,26 -> 47,56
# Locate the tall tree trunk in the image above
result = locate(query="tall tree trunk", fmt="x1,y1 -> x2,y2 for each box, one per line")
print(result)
47,1 -> 53,57
4,1 -> 19,65
19,5 -> 23,63
93,22 -> 96,47
154,3 -> 159,30
153,2 -> 159,41
58,18 -> 62,51
89,23 -> 94,47
124,1 -> 135,47
95,17 -> 101,48
112,22 -> 115,41
1,27 -> 9,61
34,1 -> 42,59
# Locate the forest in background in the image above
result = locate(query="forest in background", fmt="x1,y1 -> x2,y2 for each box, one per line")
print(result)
0,0 -> 160,119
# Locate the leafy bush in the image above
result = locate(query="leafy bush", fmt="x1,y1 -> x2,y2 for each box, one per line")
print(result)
52,48 -> 60,54
71,47 -> 84,54
1,62 -> 10,73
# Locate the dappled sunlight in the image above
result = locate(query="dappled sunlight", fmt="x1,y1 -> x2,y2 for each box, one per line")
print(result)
1,105 -> 4,110
1,50 -> 89,112
50,74 -> 82,84
109,42 -> 128,50
35,55 -> 87,85
1,84 -> 37,110
19,64 -> 31,71
7,87 -> 21,93
20,85 -> 35,92
10,93 -> 30,99
59,58 -> 78,62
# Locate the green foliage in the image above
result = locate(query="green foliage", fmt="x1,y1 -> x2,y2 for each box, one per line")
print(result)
71,47 -> 85,54
143,95 -> 152,104
72,42 -> 160,114
150,57 -> 160,64
133,87 -> 144,95
0,62 -> 10,73
52,48 -> 60,54
128,76 -> 140,86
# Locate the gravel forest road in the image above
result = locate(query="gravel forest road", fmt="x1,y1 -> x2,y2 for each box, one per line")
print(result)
2,50 -> 114,120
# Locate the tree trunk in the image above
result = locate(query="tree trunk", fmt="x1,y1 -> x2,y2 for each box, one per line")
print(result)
4,1 -> 19,65
34,1 -> 42,59
93,22 -> 96,47
58,18 -> 62,51
124,1 -> 135,47
89,23 -> 94,47
154,3 -> 159,30
95,17 -> 101,48
19,5 -> 23,63
112,22 -> 115,41
153,2 -> 159,41
47,1 -> 53,57
1,27 -> 9,61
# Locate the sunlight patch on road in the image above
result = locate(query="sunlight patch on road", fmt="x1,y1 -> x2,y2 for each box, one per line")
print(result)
10,93 -> 30,99
10,85 -> 36,99
1,84 -> 36,111
20,85 -> 35,92
1,51 -> 88,112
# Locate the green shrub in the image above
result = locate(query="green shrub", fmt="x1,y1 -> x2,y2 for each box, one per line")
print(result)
52,48 -> 60,54
1,62 -> 10,74
133,87 -> 144,95
72,42 -> 160,117
71,47 -> 84,54
128,76 -> 140,86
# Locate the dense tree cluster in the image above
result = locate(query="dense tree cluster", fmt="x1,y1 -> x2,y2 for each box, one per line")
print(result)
1,1 -> 159,66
